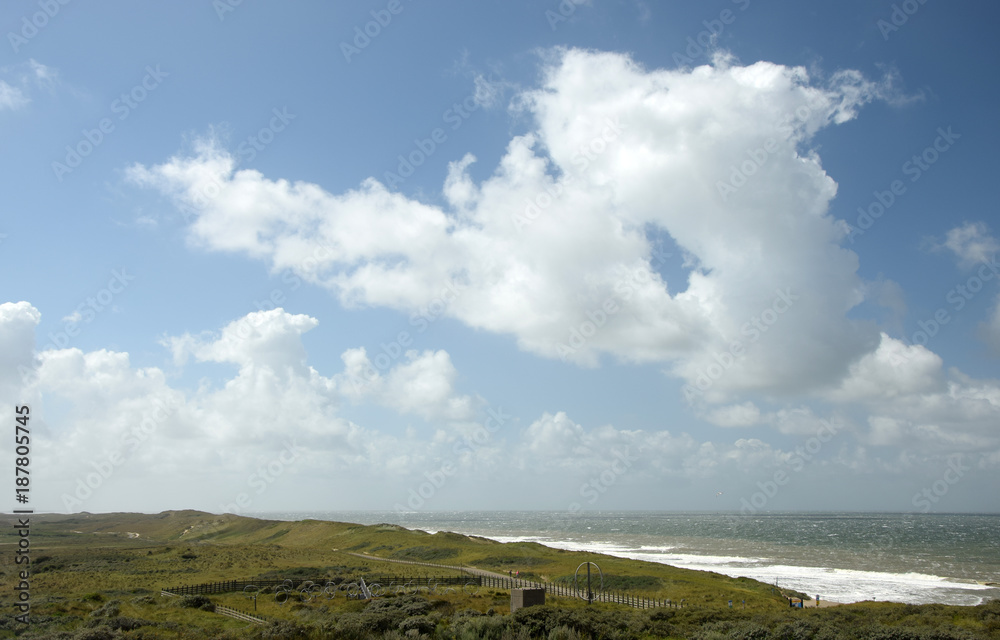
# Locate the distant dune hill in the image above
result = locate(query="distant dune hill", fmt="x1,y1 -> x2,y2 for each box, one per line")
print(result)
2,510 -> 801,607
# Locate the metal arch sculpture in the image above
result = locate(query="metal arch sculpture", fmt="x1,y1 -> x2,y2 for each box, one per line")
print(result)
323,582 -> 338,599
274,586 -> 290,605
299,583 -> 322,602
573,562 -> 603,604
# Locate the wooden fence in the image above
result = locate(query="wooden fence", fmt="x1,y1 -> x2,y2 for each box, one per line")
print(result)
162,574 -> 684,610
477,575 -> 684,609
345,550 -> 685,610
162,575 -> 476,596
215,605 -> 266,624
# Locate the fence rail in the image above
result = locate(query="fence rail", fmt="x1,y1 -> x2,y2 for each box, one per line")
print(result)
215,605 -> 266,624
162,575 -> 478,596
161,573 -> 683,610
477,575 -> 682,609
344,550 -> 684,610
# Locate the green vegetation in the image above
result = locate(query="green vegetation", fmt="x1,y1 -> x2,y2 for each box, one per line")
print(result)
390,546 -> 460,562
0,510 -> 995,639
552,574 -> 663,592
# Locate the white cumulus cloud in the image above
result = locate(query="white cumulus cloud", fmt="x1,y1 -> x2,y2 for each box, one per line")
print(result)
129,49 -> 901,403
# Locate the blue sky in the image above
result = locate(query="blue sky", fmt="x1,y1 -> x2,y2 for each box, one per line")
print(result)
2,0 -> 999,516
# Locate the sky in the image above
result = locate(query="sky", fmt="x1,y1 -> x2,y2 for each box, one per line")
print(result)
2,0 -> 999,517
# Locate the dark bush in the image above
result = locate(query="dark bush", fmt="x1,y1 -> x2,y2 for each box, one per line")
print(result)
255,620 -> 310,640
511,605 -> 573,638
335,611 -> 398,637
453,607 -> 483,620
563,607 -> 640,640
73,627 -> 120,640
547,626 -> 583,640
693,620 -> 770,640
177,594 -> 213,611
860,626 -> 981,640
100,617 -> 151,632
398,615 -> 436,635
451,614 -> 510,640
773,619 -> 819,640
366,594 -> 434,618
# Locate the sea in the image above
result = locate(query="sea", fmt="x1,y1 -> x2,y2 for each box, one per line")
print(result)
252,511 -> 1000,606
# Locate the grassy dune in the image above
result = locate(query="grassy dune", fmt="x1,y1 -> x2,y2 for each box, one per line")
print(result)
0,511 -> 996,639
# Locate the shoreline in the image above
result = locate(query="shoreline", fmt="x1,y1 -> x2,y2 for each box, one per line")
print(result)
250,511 -> 1000,607
403,528 -> 996,608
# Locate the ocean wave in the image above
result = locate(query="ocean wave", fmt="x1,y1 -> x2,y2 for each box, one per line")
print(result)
469,532 -> 996,605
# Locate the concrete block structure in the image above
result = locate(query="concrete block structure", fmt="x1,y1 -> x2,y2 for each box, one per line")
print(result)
510,588 -> 545,613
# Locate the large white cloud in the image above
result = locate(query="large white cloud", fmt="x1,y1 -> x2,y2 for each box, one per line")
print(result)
825,334 -> 1000,453
825,334 -> 944,403
16,49 -> 997,512
334,346 -> 478,421
2,301 -> 998,513
3,304 -> 481,511
129,48 -> 894,400
0,302 -> 40,400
